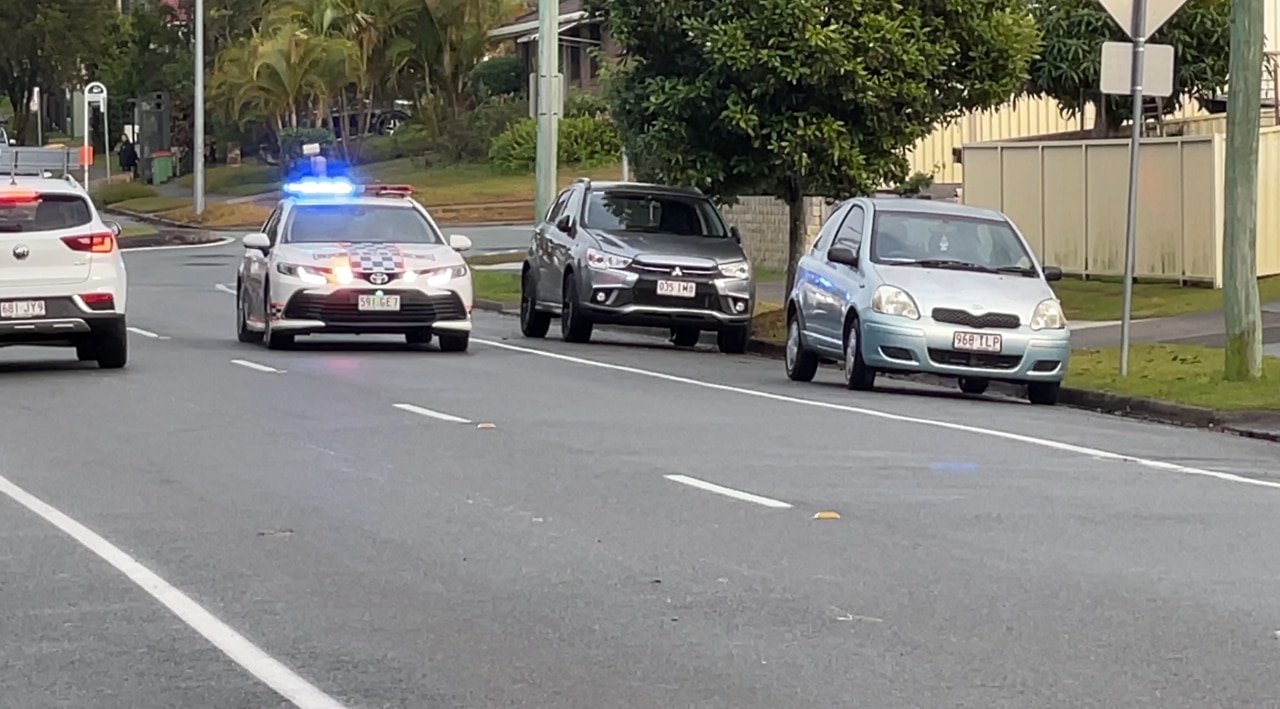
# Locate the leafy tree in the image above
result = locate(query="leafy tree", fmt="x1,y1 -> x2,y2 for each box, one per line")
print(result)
591,0 -> 1042,291
0,0 -> 116,143
94,1 -> 195,145
1026,0 -> 1231,135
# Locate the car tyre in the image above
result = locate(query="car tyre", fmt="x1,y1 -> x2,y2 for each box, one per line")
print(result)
671,327 -> 700,348
1027,382 -> 1061,406
438,332 -> 470,352
95,320 -> 128,369
958,377 -> 989,395
717,325 -> 750,354
237,284 -> 263,344
520,270 -> 552,338
560,277 -> 593,343
784,314 -> 819,382
842,315 -> 876,391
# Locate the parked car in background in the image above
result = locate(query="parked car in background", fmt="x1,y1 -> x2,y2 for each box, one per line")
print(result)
519,179 -> 756,353
784,196 -> 1070,405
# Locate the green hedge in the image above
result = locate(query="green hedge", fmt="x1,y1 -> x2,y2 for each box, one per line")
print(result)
489,115 -> 622,173
91,182 -> 159,207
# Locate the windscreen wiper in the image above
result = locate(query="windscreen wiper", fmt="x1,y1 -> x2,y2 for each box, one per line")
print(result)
994,265 -> 1038,277
904,258 -> 997,273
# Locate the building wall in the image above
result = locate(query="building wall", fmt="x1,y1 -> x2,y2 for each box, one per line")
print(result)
718,197 -> 837,271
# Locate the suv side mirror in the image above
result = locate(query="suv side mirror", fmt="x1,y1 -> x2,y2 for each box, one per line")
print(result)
730,225 -> 741,243
555,213 -> 575,236
242,232 -> 271,251
1042,265 -> 1063,282
827,245 -> 858,267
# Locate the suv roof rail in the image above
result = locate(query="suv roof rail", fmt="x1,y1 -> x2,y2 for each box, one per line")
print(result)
573,176 -> 592,189
0,145 -> 88,184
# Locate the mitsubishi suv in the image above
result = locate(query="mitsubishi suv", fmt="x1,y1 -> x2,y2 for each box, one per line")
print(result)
518,179 -> 756,353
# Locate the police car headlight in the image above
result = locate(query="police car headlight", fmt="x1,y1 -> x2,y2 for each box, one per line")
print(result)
405,264 -> 468,287
276,262 -> 328,285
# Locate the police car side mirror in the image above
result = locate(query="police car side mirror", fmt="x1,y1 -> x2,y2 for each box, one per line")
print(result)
242,232 -> 271,252
448,234 -> 472,252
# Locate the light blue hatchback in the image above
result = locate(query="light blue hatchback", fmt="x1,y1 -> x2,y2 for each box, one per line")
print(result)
783,196 -> 1071,405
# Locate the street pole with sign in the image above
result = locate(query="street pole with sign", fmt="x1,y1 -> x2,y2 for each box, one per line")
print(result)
194,0 -> 206,216
84,82 -> 109,185
1096,0 -> 1186,376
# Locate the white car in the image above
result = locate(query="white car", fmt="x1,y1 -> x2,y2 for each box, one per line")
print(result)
0,146 -> 129,368
235,177 -> 475,351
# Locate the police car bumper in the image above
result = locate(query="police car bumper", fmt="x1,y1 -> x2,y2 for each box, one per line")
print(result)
272,286 -> 471,335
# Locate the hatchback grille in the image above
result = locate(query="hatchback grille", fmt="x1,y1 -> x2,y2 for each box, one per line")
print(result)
283,290 -> 466,323
931,307 -> 1021,329
928,348 -> 1022,370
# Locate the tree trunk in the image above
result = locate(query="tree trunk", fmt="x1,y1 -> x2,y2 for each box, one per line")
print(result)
1222,0 -> 1265,380
785,182 -> 807,298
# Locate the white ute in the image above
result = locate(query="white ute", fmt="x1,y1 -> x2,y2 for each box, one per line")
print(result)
0,146 -> 130,368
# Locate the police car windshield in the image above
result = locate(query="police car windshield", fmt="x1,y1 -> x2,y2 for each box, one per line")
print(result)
282,203 -> 443,245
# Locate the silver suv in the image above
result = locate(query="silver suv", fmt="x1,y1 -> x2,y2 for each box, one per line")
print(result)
518,179 -> 756,352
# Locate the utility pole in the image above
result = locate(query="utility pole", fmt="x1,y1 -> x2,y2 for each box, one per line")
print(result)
534,0 -> 560,222
194,0 -> 206,216
1222,0 -> 1265,380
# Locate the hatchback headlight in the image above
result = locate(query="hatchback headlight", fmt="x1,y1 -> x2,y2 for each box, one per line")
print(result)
719,260 -> 751,279
1030,298 -> 1066,330
871,285 -> 920,319
586,248 -> 632,270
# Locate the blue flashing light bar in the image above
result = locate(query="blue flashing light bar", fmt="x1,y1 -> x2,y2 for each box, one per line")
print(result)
283,176 -> 358,198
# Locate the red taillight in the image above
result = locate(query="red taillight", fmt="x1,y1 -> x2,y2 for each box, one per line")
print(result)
80,292 -> 115,310
61,232 -> 116,253
0,191 -> 41,206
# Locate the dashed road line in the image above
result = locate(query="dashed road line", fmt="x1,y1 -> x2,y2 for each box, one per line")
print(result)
664,474 -> 794,508
214,283 -> 236,295
127,326 -> 161,338
393,403 -> 472,424
231,359 -> 284,374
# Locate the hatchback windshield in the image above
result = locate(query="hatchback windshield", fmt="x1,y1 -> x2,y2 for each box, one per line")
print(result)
869,210 -> 1036,273
0,193 -> 93,233
283,204 -> 443,244
584,190 -> 728,238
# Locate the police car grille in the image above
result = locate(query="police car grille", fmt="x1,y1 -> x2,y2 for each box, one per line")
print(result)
284,291 -> 467,323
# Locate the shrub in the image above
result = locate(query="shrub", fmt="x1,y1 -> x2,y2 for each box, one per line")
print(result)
431,94 -> 531,165
91,181 -> 158,207
564,90 -> 610,118
489,115 -> 622,173
359,125 -> 435,164
471,55 -> 525,102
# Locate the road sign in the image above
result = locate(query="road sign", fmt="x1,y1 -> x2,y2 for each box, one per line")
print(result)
1097,0 -> 1187,38
1100,41 -> 1176,97
82,82 -> 110,184
85,81 -> 108,106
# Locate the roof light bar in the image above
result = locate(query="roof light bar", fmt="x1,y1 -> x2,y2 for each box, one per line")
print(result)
282,177 -> 358,197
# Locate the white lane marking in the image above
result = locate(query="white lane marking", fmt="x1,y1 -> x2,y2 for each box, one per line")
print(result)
0,472 -> 350,709
664,474 -> 793,509
473,338 -> 1280,492
126,326 -> 161,338
215,283 -> 237,295
231,359 -> 283,374
123,236 -> 235,252
393,403 -> 472,424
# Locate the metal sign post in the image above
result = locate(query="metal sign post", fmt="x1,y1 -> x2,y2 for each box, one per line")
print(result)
1095,0 -> 1187,376
194,0 -> 206,216
84,82 -> 109,186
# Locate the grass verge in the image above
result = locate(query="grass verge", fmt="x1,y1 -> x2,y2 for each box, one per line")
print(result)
113,196 -> 190,213
434,203 -> 533,225
1067,344 -> 1280,410
158,203 -> 272,228
175,164 -> 281,193
472,271 -> 522,303
119,224 -> 158,237
360,161 -> 624,206
1053,275 -> 1280,321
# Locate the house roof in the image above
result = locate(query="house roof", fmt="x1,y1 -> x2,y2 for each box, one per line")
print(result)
488,0 -> 595,41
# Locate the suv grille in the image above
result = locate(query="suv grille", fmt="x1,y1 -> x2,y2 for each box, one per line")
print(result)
283,290 -> 466,323
630,262 -> 720,278
931,308 -> 1021,329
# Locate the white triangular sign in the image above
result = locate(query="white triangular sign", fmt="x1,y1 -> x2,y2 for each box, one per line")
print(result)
1096,0 -> 1188,38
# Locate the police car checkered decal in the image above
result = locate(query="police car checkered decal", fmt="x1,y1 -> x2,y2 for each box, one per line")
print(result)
341,243 -> 404,272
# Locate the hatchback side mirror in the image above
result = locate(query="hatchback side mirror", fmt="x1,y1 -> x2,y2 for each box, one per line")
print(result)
827,245 -> 858,267
1042,265 -> 1063,282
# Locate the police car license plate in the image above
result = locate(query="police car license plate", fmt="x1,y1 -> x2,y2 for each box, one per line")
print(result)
358,294 -> 400,311
656,280 -> 696,298
953,331 -> 1001,352
1,300 -> 46,318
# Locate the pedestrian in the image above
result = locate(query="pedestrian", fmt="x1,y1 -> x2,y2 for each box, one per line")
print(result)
119,135 -> 138,180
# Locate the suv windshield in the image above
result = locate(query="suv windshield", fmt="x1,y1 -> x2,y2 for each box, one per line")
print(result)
584,190 -> 728,238
282,203 -> 443,245
869,210 -> 1037,274
0,193 -> 93,233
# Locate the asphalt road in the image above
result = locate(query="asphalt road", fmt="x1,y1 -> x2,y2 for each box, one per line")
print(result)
3,238 -> 1280,709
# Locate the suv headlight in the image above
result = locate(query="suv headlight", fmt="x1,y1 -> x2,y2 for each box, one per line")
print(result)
1030,298 -> 1066,330
586,248 -> 632,270
871,285 -> 920,319
276,262 -> 328,285
719,260 -> 751,279
405,264 -> 469,287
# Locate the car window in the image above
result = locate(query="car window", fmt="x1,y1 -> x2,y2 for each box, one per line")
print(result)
832,206 -> 865,252
583,190 -> 728,238
281,204 -> 444,245
869,211 -> 1034,270
546,189 -> 571,224
262,208 -> 282,244
812,203 -> 850,254
0,192 -> 93,233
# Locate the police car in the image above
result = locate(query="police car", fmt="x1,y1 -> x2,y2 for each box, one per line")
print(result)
235,177 -> 475,351
1,145 -> 130,368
